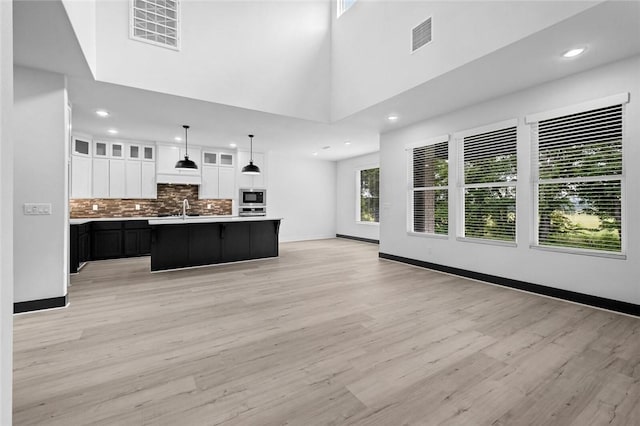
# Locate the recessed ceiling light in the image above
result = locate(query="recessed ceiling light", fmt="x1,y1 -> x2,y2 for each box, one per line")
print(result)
229,143 -> 237,148
312,152 -> 318,156
344,140 -> 351,146
174,136 -> 182,141
107,129 -> 118,134
95,110 -> 110,118
387,115 -> 399,121
563,47 -> 586,58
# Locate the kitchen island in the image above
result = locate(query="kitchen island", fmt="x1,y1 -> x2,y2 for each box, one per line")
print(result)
148,216 -> 282,271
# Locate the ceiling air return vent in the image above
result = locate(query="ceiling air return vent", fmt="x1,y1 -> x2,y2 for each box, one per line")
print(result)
130,0 -> 180,50
412,17 -> 432,53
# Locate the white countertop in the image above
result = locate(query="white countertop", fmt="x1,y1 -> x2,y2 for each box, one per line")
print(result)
148,216 -> 282,225
70,215 -> 234,225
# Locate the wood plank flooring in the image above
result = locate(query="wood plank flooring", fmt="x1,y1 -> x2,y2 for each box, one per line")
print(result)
13,238 -> 640,425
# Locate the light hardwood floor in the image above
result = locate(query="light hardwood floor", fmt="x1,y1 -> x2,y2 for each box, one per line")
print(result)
13,238 -> 640,425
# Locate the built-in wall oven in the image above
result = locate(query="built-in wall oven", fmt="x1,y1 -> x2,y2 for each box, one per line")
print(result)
239,189 -> 266,216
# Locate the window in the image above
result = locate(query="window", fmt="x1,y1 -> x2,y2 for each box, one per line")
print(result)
337,0 -> 357,17
358,167 -> 379,223
131,0 -> 179,50
409,137 -> 448,235
458,121 -> 517,243
528,95 -> 627,254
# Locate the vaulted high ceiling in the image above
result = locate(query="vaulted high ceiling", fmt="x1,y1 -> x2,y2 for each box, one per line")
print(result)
13,0 -> 640,160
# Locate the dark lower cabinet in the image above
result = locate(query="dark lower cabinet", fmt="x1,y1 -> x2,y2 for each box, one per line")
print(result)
151,224 -> 190,271
250,221 -> 279,259
78,228 -> 90,262
124,221 -> 152,257
222,222 -> 252,262
151,219 -> 280,271
92,229 -> 123,259
189,223 -> 222,266
70,220 -> 152,270
70,223 -> 91,273
139,229 -> 151,254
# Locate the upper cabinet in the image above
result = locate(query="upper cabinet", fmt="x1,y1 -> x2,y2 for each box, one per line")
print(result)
156,144 -> 202,184
72,136 -> 91,157
199,150 -> 236,200
94,141 -> 108,157
70,135 -> 156,199
71,135 -> 93,198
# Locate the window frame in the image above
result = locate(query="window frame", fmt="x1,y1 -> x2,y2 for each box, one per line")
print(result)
406,135 -> 450,238
130,0 -> 181,51
355,165 -> 380,225
526,93 -> 629,259
454,119 -> 519,247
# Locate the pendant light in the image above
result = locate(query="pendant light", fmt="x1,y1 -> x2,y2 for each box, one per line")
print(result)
175,125 -> 198,169
241,134 -> 261,175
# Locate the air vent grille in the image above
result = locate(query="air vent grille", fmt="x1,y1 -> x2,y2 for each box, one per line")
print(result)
131,0 -> 179,49
412,17 -> 432,52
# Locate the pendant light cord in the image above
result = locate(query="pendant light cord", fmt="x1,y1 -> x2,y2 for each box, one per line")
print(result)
249,134 -> 254,162
183,125 -> 190,158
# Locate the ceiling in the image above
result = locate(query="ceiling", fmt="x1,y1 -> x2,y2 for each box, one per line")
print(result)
13,1 -> 640,161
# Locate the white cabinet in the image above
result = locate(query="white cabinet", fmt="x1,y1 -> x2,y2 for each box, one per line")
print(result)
199,150 -> 236,199
92,158 -> 110,198
200,166 -> 220,199
94,141 -> 108,158
125,160 -> 142,198
200,166 -> 236,200
109,160 -> 126,198
72,136 -> 91,157
70,136 -> 156,199
111,142 -> 124,159
237,151 -> 266,189
142,145 -> 155,161
141,162 -> 157,198
219,167 -> 235,199
70,155 -> 92,198
156,144 -> 201,184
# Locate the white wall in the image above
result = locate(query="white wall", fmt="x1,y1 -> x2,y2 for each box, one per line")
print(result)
13,66 -> 69,303
0,1 -> 13,422
336,151 -> 380,241
267,152 -> 336,242
380,55 -> 640,305
92,0 -> 331,122
61,0 -> 97,77
330,1 -> 599,121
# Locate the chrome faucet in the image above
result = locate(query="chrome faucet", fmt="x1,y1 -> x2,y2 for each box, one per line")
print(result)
182,199 -> 190,219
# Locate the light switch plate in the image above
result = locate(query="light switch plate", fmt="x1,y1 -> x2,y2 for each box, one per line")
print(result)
24,203 -> 52,215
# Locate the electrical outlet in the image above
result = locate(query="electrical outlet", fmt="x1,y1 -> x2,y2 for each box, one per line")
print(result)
135,204 -> 141,210
23,203 -> 52,215
207,204 -> 212,209
92,204 -> 98,211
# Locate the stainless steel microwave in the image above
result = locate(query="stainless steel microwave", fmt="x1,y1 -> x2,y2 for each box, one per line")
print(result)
239,188 -> 266,206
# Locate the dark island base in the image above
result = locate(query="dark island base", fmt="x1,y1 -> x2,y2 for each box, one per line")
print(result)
150,220 -> 281,271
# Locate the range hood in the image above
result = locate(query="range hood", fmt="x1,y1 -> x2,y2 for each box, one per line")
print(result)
156,173 -> 201,185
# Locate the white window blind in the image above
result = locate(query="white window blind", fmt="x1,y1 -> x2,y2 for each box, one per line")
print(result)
131,0 -> 179,49
460,125 -> 517,242
409,140 -> 448,235
532,103 -> 624,253
358,167 -> 379,223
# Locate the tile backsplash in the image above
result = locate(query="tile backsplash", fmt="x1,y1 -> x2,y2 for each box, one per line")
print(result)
70,184 -> 232,218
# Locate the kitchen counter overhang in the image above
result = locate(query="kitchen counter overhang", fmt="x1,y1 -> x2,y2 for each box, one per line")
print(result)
149,216 -> 282,271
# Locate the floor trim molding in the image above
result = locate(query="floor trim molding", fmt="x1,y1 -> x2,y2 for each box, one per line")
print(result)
336,234 -> 379,244
14,295 -> 68,314
379,252 -> 640,317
